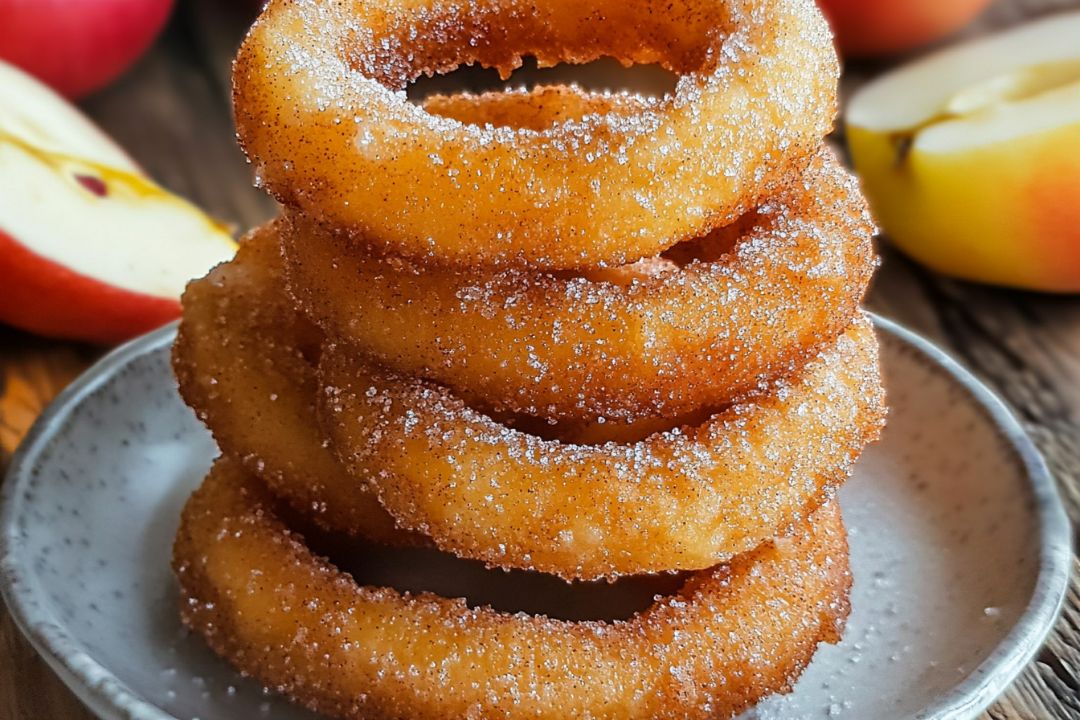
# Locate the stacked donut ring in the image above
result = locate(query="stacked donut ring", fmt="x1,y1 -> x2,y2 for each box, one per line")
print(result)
172,0 -> 887,717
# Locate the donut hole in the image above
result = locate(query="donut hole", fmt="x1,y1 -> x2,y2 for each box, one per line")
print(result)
300,518 -> 690,621
570,210 -> 755,285
661,211 -> 760,266
408,56 -> 676,130
492,404 -> 719,445
409,56 -> 676,111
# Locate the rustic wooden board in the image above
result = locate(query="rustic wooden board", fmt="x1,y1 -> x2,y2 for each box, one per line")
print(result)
1,0 -> 1077,718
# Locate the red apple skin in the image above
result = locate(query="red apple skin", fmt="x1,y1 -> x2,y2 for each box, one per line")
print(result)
0,229 -> 181,344
0,0 -> 175,99
817,0 -> 992,58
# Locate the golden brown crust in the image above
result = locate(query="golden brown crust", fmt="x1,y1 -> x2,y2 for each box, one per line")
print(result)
173,4 -> 882,715
232,0 -> 838,269
283,148 -> 877,423
317,316 -> 884,580
174,228 -> 883,579
174,225 -> 882,577
175,459 -> 852,720
172,225 -> 418,546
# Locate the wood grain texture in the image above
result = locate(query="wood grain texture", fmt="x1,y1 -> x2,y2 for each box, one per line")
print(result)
0,0 -> 1077,718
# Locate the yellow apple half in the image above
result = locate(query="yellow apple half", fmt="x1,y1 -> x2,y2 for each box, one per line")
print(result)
846,11 -> 1080,292
0,58 -> 237,343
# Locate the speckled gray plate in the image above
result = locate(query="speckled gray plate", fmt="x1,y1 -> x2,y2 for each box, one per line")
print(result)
0,315 -> 1071,720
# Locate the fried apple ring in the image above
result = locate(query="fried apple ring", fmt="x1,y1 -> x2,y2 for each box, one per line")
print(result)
233,0 -> 839,268
318,316 -> 884,580
285,149 -> 875,422
175,458 -> 852,720
173,224 -> 417,546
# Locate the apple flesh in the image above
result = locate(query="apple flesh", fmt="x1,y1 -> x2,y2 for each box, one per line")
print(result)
818,0 -> 991,58
0,0 -> 175,98
846,12 -> 1080,292
0,230 -> 182,344
0,59 -> 236,343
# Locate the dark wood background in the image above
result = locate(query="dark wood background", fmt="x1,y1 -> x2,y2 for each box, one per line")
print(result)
1,0 -> 1078,717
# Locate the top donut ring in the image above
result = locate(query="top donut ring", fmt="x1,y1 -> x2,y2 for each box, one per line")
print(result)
233,0 -> 839,269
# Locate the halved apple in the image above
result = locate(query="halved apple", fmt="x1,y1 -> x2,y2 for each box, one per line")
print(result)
846,11 -> 1080,292
0,59 -> 236,343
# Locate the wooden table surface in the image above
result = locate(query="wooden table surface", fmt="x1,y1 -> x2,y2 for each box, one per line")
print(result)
2,0 -> 1078,717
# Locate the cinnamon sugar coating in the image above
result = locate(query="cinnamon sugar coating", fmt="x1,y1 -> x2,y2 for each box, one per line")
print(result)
173,226 -> 419,546
318,316 -> 883,580
233,0 -> 838,269
284,147 -> 876,423
175,459 -> 852,720
171,0 -> 886,714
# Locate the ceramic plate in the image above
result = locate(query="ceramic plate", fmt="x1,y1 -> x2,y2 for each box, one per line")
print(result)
0,315 -> 1071,720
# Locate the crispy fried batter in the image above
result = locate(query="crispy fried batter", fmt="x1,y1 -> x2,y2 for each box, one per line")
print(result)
175,459 -> 852,720
177,225 -> 882,578
233,0 -> 838,268
318,316 -> 884,580
174,2 -> 881,715
284,149 -> 876,423
173,225 -> 417,546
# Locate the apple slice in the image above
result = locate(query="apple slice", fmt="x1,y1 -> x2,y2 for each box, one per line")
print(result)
846,11 -> 1080,292
0,58 -> 236,343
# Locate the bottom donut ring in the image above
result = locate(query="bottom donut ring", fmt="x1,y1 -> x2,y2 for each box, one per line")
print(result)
174,459 -> 852,720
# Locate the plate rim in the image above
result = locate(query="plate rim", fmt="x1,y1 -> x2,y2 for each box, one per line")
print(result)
872,315 -> 1072,720
0,314 -> 1072,720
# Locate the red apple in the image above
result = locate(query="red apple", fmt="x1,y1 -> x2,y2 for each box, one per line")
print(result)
0,0 -> 175,98
0,59 -> 236,344
817,0 -> 992,58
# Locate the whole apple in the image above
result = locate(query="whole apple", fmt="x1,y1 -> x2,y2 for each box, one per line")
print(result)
818,0 -> 992,58
0,0 -> 175,98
